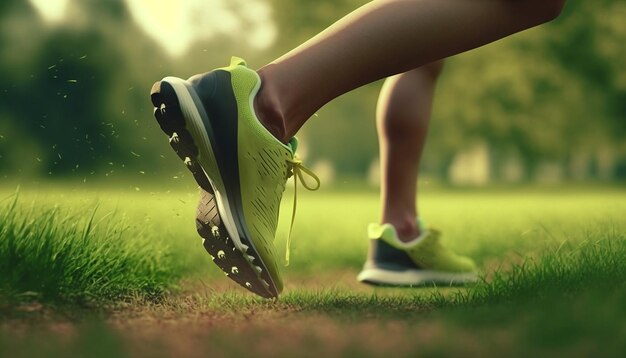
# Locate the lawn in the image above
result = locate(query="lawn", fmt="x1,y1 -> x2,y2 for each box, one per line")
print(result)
0,184 -> 625,357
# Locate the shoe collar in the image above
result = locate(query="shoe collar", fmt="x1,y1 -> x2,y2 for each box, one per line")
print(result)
287,137 -> 299,157
368,219 -> 436,250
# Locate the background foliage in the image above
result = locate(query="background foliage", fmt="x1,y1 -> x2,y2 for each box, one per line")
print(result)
0,0 -> 624,183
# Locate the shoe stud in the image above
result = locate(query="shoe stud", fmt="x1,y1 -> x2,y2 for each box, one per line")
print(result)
260,279 -> 270,289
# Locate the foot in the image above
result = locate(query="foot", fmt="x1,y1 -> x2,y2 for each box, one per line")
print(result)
357,220 -> 478,286
150,57 -> 309,298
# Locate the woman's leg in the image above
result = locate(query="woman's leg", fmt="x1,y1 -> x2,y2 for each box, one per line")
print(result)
358,60 -> 476,287
378,61 -> 444,242
255,0 -> 565,143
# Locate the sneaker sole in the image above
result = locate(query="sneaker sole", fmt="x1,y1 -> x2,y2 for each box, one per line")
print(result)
357,267 -> 478,287
150,79 -> 278,298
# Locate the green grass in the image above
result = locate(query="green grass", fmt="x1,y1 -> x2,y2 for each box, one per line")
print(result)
0,191 -> 180,303
0,185 -> 624,357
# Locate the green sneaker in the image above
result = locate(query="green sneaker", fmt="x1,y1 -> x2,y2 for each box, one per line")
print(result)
150,57 -> 318,298
357,220 -> 478,286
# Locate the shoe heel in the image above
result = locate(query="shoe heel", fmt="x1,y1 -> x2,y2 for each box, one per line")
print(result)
150,80 -> 212,192
150,81 -> 185,136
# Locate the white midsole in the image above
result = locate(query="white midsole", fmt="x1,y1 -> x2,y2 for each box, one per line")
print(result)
357,267 -> 478,286
162,76 -> 244,253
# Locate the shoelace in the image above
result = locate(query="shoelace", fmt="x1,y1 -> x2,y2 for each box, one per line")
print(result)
285,155 -> 320,265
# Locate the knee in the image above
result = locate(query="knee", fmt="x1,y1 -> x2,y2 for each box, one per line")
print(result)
540,0 -> 566,22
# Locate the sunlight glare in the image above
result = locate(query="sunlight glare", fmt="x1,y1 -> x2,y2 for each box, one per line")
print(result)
126,0 -> 276,57
28,0 -> 276,57
29,0 -> 70,23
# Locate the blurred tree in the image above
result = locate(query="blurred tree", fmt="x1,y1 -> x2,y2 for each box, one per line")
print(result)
545,0 -> 626,137
0,0 -> 174,179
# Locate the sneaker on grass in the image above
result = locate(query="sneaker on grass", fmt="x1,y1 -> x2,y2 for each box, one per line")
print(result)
357,220 -> 478,286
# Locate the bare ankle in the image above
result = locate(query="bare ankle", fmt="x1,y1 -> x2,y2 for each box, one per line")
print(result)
254,69 -> 289,144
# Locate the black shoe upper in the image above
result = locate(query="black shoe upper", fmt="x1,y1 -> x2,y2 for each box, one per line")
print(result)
364,239 -> 422,271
